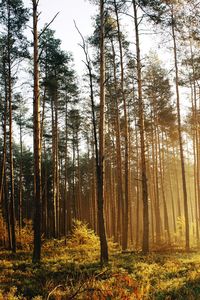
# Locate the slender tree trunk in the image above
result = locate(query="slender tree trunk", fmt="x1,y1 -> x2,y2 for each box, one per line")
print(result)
5,170 -> 11,250
151,110 -> 161,245
0,78 -> 8,209
111,38 -> 123,245
190,76 -> 200,243
32,0 -> 42,263
72,132 -> 77,219
6,1 -> 16,253
64,102 -> 71,237
92,151 -> 97,232
19,120 -> 23,241
51,97 -> 57,237
55,90 -> 60,237
43,140 -> 48,237
97,0 -> 108,264
133,0 -> 149,253
8,53 -> 16,254
171,7 -> 189,251
40,51 -> 48,147
135,119 -> 140,250
172,145 -> 182,222
189,41 -> 200,240
165,136 -> 177,239
159,132 -> 170,244
114,0 -> 129,250
192,112 -> 200,244
76,135 -> 81,220
77,15 -> 108,262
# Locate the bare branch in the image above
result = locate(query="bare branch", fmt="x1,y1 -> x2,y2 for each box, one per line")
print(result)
47,285 -> 64,300
74,20 -> 91,69
38,12 -> 60,39
74,20 -> 86,52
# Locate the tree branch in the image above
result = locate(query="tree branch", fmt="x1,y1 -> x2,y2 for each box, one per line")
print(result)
38,12 -> 60,39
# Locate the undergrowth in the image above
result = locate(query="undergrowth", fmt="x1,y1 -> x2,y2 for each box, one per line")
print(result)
1,221 -> 200,299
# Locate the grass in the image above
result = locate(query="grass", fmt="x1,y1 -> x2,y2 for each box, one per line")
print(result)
1,225 -> 200,299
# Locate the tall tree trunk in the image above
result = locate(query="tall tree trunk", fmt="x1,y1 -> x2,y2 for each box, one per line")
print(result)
0,71 -> 8,237
32,0 -> 42,263
135,121 -> 140,250
159,132 -> 170,244
5,169 -> 11,250
55,90 -> 60,237
76,135 -> 81,220
19,120 -> 23,241
165,135 -> 177,239
111,38 -> 123,245
172,145 -> 182,221
7,0 -> 16,253
51,97 -> 57,237
133,0 -> 149,253
151,109 -> 161,245
43,140 -> 48,237
8,61 -> 16,254
114,0 -> 129,250
76,15 -> 108,262
97,0 -> 108,264
171,7 -> 189,251
189,51 -> 200,243
72,131 -> 77,219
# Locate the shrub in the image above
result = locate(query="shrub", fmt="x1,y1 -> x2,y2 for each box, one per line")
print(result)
0,215 -> 7,247
68,220 -> 99,249
16,219 -> 33,251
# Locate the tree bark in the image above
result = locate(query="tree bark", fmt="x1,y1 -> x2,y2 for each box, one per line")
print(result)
171,7 -> 189,251
110,38 -> 123,245
97,0 -> 108,264
6,0 -> 16,253
133,0 -> 149,253
114,0 -> 129,251
32,0 -> 42,263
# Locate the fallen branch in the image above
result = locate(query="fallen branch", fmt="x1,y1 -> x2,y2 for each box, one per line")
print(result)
46,285 -> 63,300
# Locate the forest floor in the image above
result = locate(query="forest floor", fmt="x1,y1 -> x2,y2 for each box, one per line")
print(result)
1,224 -> 200,299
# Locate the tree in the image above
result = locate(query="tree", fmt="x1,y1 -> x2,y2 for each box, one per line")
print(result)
32,0 -> 42,263
132,0 -> 149,253
0,0 -> 29,253
97,0 -> 109,264
113,0 -> 130,250
143,54 -> 176,244
170,2 -> 190,251
14,93 -> 29,238
39,28 -> 78,238
137,0 -> 190,251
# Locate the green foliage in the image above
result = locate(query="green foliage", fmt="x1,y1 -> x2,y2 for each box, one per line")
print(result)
2,222 -> 200,299
138,0 -> 168,24
66,220 -> 100,263
68,220 -> 99,248
0,216 -> 33,250
16,220 -> 33,251
0,286 -> 23,300
0,216 -> 7,246
143,52 -> 176,133
0,0 -> 29,61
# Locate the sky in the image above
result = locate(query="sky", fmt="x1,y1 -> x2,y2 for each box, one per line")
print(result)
23,0 -> 159,74
20,0 -> 98,146
19,0 -> 189,146
24,0 -> 97,73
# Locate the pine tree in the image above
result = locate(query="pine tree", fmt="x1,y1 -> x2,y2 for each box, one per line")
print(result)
0,0 -> 29,253
32,0 -> 42,263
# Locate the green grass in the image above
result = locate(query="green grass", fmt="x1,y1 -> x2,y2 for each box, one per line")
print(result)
1,225 -> 200,299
